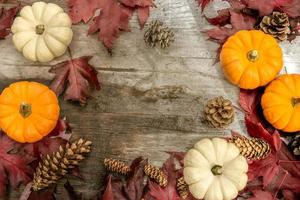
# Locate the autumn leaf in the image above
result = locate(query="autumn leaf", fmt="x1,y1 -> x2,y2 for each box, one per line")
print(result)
145,155 -> 180,200
0,132 -> 34,197
20,182 -> 56,200
206,11 -> 255,43
243,0 -> 300,17
198,0 -> 211,12
88,0 -> 132,50
67,0 -> 153,49
247,190 -> 274,200
67,0 -> 98,24
0,6 -> 19,39
49,56 -> 101,104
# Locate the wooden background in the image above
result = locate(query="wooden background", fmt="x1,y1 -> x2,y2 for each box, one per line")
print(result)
2,0 -> 299,199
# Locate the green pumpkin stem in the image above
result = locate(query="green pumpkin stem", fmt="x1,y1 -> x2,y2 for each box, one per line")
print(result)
19,102 -> 32,118
211,165 -> 222,175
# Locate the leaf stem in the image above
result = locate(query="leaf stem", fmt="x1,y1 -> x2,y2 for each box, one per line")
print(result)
273,170 -> 288,199
278,160 -> 300,164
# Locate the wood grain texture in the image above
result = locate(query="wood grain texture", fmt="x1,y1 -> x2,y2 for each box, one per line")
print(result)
0,0 -> 248,199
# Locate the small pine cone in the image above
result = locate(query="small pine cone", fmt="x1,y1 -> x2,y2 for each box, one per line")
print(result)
103,158 -> 130,175
204,96 -> 234,128
32,138 -> 92,191
144,164 -> 168,187
260,11 -> 291,41
144,20 -> 174,49
177,177 -> 189,199
231,135 -> 271,160
288,133 -> 300,156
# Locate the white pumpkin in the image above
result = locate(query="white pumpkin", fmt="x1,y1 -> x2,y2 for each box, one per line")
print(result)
184,138 -> 248,200
11,2 -> 73,62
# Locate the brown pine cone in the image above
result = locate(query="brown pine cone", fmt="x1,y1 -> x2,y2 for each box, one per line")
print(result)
32,138 -> 92,191
144,164 -> 168,187
144,20 -> 175,49
231,135 -> 271,160
204,96 -> 234,128
260,11 -> 291,41
289,133 -> 300,156
177,177 -> 189,199
104,158 -> 130,175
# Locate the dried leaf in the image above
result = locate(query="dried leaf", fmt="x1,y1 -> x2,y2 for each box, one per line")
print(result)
49,56 -> 101,104
206,11 -> 255,43
145,155 -> 180,200
102,176 -> 114,200
67,0 -> 153,49
0,132 -> 34,197
248,190 -> 274,200
0,6 -> 19,39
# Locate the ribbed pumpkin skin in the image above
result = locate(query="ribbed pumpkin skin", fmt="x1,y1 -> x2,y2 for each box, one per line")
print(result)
0,81 -> 60,143
262,74 -> 300,132
220,30 -> 283,89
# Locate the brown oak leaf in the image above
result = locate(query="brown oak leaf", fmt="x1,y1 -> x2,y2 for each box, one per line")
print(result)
0,132 -> 34,196
49,56 -> 101,104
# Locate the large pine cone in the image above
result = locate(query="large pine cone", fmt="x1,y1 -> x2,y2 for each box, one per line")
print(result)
260,11 -> 291,41
289,133 -> 300,157
231,135 -> 271,160
144,20 -> 174,49
204,96 -> 234,128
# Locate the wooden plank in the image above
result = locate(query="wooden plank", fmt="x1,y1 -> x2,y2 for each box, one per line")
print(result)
0,0 -> 250,199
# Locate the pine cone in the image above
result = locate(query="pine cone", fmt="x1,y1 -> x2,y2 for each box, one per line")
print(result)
144,164 -> 168,187
260,11 -> 291,41
204,96 -> 234,128
289,133 -> 300,156
32,138 -> 92,191
144,20 -> 174,49
231,135 -> 271,160
177,177 -> 189,199
104,158 -> 130,175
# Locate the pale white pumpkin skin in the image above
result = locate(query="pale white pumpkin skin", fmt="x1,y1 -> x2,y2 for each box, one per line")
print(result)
184,138 -> 248,200
11,2 -> 73,62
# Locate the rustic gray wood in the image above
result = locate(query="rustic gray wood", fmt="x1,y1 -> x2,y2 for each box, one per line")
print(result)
3,0 -> 295,199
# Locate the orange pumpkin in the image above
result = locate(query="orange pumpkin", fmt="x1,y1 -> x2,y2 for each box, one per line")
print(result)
220,30 -> 283,89
0,81 -> 60,143
261,74 -> 300,132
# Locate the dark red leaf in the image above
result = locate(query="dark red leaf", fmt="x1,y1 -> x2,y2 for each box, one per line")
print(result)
88,1 -> 132,50
0,132 -> 34,197
198,0 -> 211,12
280,0 -> 300,18
239,89 -> 260,114
206,11 -> 255,43
49,56 -> 101,104
245,116 -> 281,151
124,157 -> 147,200
0,6 -> 19,39
247,190 -> 274,200
145,155 -> 180,200
27,186 -> 56,200
61,180 -> 83,200
102,176 -> 114,200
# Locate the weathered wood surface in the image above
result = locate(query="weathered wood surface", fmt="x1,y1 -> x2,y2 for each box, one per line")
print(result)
1,0 -> 299,199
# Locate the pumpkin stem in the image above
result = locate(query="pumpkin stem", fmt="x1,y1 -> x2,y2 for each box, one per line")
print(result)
19,102 -> 32,118
211,165 -> 222,175
36,24 -> 45,35
247,50 -> 259,62
291,97 -> 300,106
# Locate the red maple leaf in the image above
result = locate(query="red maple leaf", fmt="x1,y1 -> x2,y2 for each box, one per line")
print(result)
88,0 -> 132,50
206,11 -> 255,43
67,0 -> 153,49
247,190 -> 274,200
49,56 -> 100,104
101,157 -> 147,200
0,5 -> 19,39
0,132 -> 34,197
144,155 -> 181,200
243,0 -> 300,17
